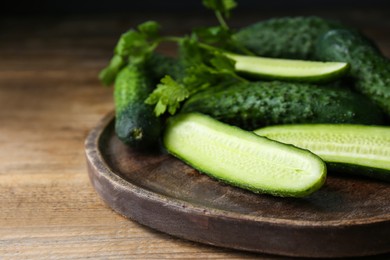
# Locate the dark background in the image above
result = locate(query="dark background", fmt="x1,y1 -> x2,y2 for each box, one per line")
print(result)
3,0 -> 390,15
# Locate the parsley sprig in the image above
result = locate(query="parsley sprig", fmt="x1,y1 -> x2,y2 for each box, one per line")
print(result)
202,0 -> 237,29
99,0 -> 252,116
145,36 -> 247,116
99,21 -> 161,86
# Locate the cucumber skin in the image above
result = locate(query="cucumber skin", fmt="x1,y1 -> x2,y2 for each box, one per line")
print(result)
146,53 -> 181,82
114,64 -> 162,149
329,163 -> 390,182
181,81 -> 386,130
164,113 -> 326,197
315,29 -> 390,116
234,16 -> 348,60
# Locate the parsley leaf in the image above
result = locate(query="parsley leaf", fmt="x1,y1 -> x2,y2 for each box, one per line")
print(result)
114,22 -> 160,65
193,26 -> 231,45
202,0 -> 237,18
137,21 -> 160,40
98,55 -> 125,86
115,30 -> 149,63
99,21 -> 162,85
145,75 -> 190,116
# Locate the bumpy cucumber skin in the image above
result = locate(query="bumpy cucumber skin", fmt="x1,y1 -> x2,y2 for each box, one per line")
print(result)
164,113 -> 326,197
146,53 -> 181,82
234,16 -> 348,60
180,81 -> 386,130
315,29 -> 390,116
114,64 -> 162,149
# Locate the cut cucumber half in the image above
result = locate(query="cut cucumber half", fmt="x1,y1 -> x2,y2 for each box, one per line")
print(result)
254,124 -> 390,181
164,113 -> 327,197
226,53 -> 349,82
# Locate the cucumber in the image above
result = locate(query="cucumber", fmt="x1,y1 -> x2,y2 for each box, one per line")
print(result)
254,124 -> 390,181
164,113 -> 327,197
315,29 -> 390,116
100,52 -> 178,87
146,53 -> 181,82
181,81 -> 386,130
114,63 -> 162,149
226,53 -> 349,82
234,16 -> 348,60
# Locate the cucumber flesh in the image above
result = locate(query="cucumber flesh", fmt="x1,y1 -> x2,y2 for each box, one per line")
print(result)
226,53 -> 349,82
164,113 -> 327,197
254,124 -> 390,181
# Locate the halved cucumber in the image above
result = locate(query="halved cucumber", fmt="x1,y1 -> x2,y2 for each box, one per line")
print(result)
254,124 -> 390,181
164,113 -> 327,197
226,53 -> 349,82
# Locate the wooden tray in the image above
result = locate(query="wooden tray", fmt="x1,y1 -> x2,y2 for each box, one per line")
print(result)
85,112 -> 390,258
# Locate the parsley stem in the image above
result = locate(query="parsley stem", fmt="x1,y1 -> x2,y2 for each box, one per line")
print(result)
235,43 -> 256,56
159,36 -> 182,43
198,42 -> 219,52
215,11 -> 229,30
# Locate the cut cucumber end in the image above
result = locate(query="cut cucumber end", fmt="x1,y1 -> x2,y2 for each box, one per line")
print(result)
164,113 -> 327,197
226,53 -> 349,82
254,124 -> 390,180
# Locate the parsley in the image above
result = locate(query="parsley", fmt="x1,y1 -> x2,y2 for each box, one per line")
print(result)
98,54 -> 125,86
137,21 -> 160,39
99,1 -> 252,116
145,75 -> 189,116
202,0 -> 237,29
196,0 -> 254,55
99,21 -> 160,86
145,37 -> 247,116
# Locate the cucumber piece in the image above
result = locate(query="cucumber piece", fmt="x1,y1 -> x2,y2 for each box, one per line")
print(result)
254,124 -> 390,181
164,113 -> 327,197
227,53 -> 349,82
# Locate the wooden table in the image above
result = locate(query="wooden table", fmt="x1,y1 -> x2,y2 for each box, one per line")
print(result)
1,8 -> 389,259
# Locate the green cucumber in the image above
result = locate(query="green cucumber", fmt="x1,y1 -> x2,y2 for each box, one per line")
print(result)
254,124 -> 390,181
234,16 -> 349,60
146,53 -> 181,82
227,53 -> 349,82
164,113 -> 327,197
100,52 -> 178,87
181,81 -> 386,130
114,63 -> 162,149
315,29 -> 390,116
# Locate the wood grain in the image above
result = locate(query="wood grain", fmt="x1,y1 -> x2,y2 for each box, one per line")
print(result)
0,8 -> 389,259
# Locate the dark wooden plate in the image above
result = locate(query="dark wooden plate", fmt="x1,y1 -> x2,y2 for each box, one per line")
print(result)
85,112 -> 390,258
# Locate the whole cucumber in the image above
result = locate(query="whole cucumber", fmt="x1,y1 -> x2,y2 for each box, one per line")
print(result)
315,29 -> 390,116
181,81 -> 386,130
234,16 -> 348,60
114,63 -> 162,150
146,53 -> 181,82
